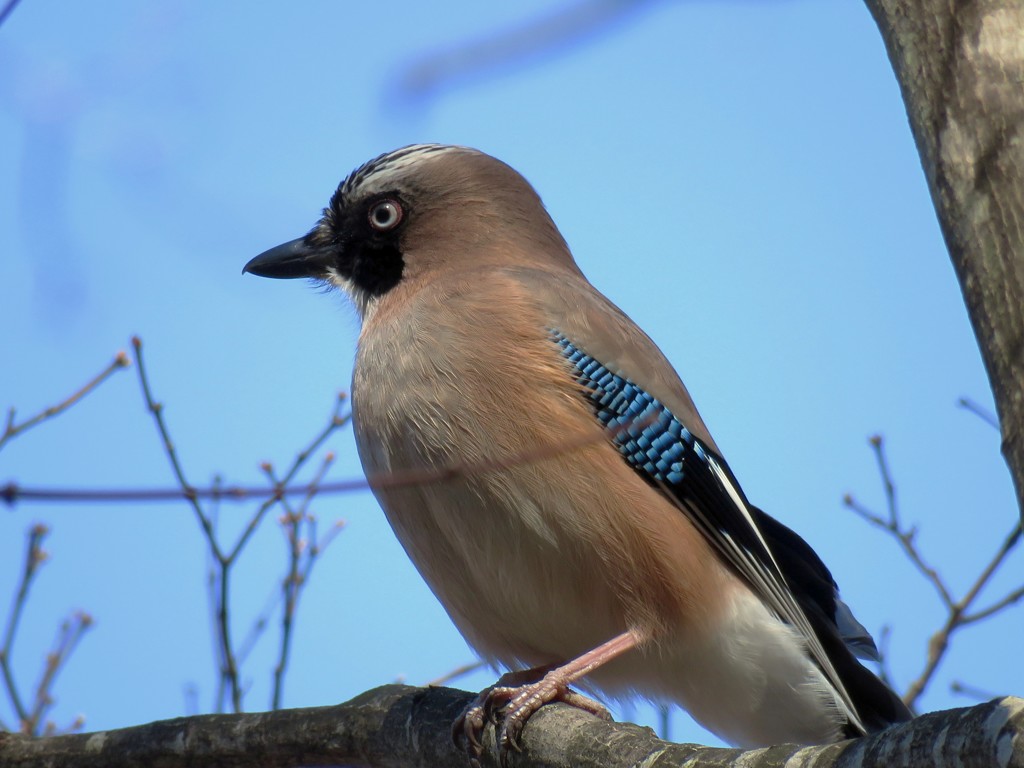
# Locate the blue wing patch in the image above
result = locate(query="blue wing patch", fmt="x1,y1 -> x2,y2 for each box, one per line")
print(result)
550,328 -> 780,572
550,330 -> 712,487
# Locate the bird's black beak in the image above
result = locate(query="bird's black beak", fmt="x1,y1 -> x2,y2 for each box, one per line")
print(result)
243,237 -> 333,279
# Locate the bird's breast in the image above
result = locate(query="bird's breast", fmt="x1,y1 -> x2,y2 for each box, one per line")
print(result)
350,273 -> 733,667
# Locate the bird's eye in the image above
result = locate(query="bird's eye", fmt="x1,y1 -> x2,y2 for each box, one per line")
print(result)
368,199 -> 403,231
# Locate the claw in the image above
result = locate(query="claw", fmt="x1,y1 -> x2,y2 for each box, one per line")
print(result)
452,700 -> 486,758
494,675 -> 609,757
452,633 -> 638,764
453,668 -> 610,765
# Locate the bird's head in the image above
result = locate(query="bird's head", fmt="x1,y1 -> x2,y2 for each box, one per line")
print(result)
243,144 -> 573,317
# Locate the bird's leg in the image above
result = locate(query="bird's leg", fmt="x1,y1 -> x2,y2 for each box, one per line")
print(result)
454,630 -> 640,764
493,631 -> 637,752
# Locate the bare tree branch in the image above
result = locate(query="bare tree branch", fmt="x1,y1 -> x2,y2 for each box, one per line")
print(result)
0,685 -> 1020,768
267,451 -> 338,710
961,581 -> 1024,624
0,526 -> 48,730
129,336 -> 351,713
958,397 -> 1000,431
131,337 -> 223,559
902,519 -> 1022,708
226,395 -> 348,565
846,435 -> 1022,709
0,526 -> 93,737
873,624 -> 897,693
0,352 -> 129,454
389,0 -> 655,105
844,436 -> 954,610
952,680 -> 1001,702
0,0 -> 24,32
131,336 -> 243,709
957,522 -> 1023,624
28,612 -> 92,737
429,661 -> 487,688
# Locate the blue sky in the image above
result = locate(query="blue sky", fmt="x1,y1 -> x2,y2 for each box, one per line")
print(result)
1,0 -> 1019,746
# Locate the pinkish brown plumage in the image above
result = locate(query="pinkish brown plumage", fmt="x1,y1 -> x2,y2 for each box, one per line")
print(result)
245,145 -> 911,761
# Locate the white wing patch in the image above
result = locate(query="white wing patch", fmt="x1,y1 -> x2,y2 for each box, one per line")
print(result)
704,452 -> 782,574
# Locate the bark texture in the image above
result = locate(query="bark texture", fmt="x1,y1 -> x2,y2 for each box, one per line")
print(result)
0,685 -> 1021,768
865,0 -> 1024,522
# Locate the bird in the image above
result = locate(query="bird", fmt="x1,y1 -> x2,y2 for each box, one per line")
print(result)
243,144 -> 912,760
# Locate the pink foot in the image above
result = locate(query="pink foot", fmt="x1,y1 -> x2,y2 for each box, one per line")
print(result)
452,667 -> 550,764
452,632 -> 637,765
453,666 -> 610,766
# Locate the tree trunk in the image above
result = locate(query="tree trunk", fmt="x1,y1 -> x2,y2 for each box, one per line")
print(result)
864,0 -> 1024,524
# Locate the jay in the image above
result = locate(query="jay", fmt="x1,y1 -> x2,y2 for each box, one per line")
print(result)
244,144 -> 911,759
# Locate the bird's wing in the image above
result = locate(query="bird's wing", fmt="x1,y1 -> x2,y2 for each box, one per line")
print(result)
753,507 -> 880,662
523,270 -> 872,733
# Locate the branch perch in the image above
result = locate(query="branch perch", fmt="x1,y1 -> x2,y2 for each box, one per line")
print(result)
0,685 -> 1020,768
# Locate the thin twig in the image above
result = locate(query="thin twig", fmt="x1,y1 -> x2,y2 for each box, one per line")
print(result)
225,393 -> 348,565
870,435 -> 900,528
131,337 -> 223,561
873,624 -> 895,691
233,590 -> 273,669
134,335 -> 319,712
957,522 -> 1022,617
957,397 -> 999,430
271,452 -> 336,710
961,582 -> 1024,624
845,493 -> 954,608
205,483 -> 229,714
204,477 -> 225,712
218,395 -> 346,711
42,713 -> 86,738
28,612 -> 93,735
131,337 -> 243,711
234,514 -> 346,671
657,704 -> 671,742
215,564 -> 240,712
0,0 -> 22,28
0,525 -> 49,729
904,614 -> 956,709
844,439 -> 954,609
950,679 -> 999,701
903,519 -> 1023,708
848,435 -> 1023,709
427,660 -> 487,688
183,684 -> 199,718
1,528 -> 92,736
309,520 -> 346,569
0,352 -> 129,453
2,341 -> 352,722
390,0 -> 653,104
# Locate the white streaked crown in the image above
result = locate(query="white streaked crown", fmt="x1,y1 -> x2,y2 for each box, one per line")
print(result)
340,144 -> 469,200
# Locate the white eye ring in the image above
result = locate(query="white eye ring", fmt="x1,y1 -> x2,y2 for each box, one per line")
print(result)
368,199 -> 403,231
